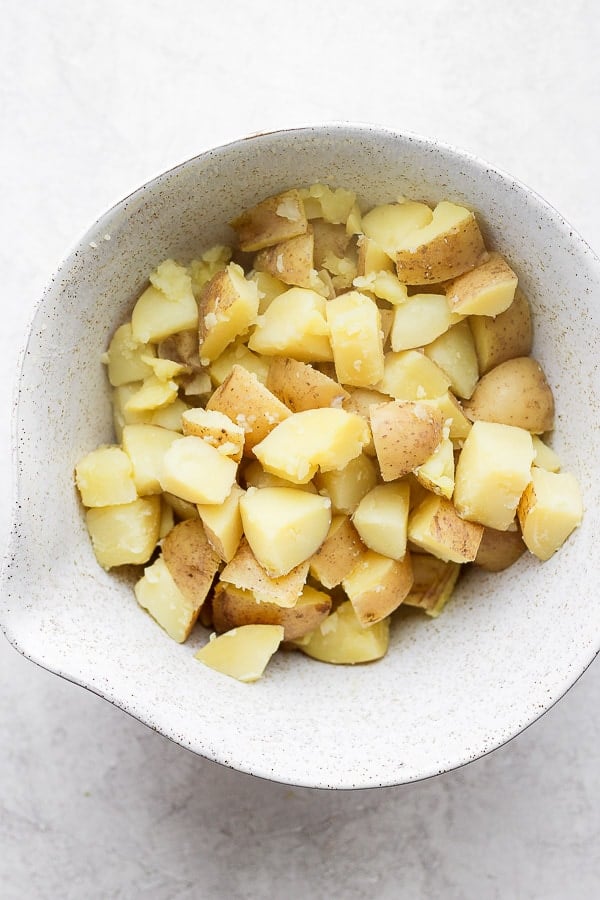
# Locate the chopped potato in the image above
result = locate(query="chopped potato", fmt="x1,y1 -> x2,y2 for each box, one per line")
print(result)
312,221 -> 351,268
195,625 -> 284,683
326,291 -> 384,387
208,339 -> 270,386
160,435 -> 237,505
254,230 -> 323,292
352,482 -> 410,559
266,357 -> 349,412
517,469 -> 583,560
294,600 -> 389,665
464,357 -> 554,433
424,392 -> 472,442
131,260 -> 198,343
241,460 -> 317,493
356,235 -> 395,276
121,424 -> 181,495
446,252 -> 518,316
230,189 -> 308,252
390,293 -> 451,352
404,554 -> 461,617
342,387 -> 389,456
220,539 -> 308,607
182,408 -> 245,462
75,446 -> 137,507
473,526 -> 526,572
408,495 -> 483,563
424,321 -> 479,400
85,496 -> 160,569
104,323 -> 156,387
248,287 -> 333,362
197,262 -> 259,363
212,583 -> 331,641
124,374 -> 179,413
162,519 -> 220,614
157,329 -> 202,372
532,436 -> 561,472
248,270 -> 288,313
352,271 -> 409,306
414,436 -> 455,498
314,453 -> 379,515
343,550 -> 413,626
378,349 -> 451,400
150,397 -> 190,432
300,184 -> 357,226
309,515 -> 366,589
189,245 -> 232,298
197,483 -> 245,563
370,400 -> 443,481
469,287 -> 533,374
135,556 -> 198,643
361,201 -> 433,255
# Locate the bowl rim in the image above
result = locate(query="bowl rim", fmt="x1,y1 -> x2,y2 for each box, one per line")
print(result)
2,121 -> 600,790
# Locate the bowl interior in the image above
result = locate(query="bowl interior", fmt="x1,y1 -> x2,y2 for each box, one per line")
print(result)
3,125 -> 599,788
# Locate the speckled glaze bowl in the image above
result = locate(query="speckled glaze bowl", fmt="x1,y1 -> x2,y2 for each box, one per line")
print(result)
2,124 -> 599,789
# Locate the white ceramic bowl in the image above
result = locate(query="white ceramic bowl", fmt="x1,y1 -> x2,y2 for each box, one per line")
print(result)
2,124 -> 599,789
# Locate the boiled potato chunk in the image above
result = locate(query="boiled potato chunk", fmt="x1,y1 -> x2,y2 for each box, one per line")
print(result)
361,201 -> 433,255
517,469 -> 583,560
414,437 -> 455,498
198,263 -> 259,363
182,408 -> 245,462
454,421 -> 534,530
85,496 -> 160,569
425,393 -> 471,441
469,287 -> 533,374
309,515 -> 365,589
342,387 -> 389,456
124,374 -> 178,413
253,408 -> 369,484
160,435 -> 237,505
189,245 -> 232,297
207,365 -> 291,455
326,291 -> 384,387
230,189 -> 308,252
424,321 -> 479,400
395,201 -> 488,284
112,383 -> 151,439
209,339 -> 270,386
254,231 -> 321,291
159,499 -> 175,539
157,328 -> 202,372
162,518 -> 220,612
464,357 -> 554,434
248,287 -> 332,363
241,460 -> 317,493
473,526 -> 526,572
314,453 -> 379,515
266,357 -> 349,412
390,293 -> 451,352
446,252 -> 518,316
141,355 -> 187,381
295,601 -> 389,665
407,495 -> 483,563
197,483 -> 245,563
343,551 -> 413,626
162,492 -> 200,521
121,424 -> 181,495
150,398 -> 190,432
312,221 -> 351,268
532,435 -> 561,472
195,625 -> 284,683
356,235 -> 395,276
212,583 -> 331,641
104,322 -> 156,387
352,271 -> 409,306
131,260 -> 198,343
75,446 -> 137,507
134,556 -> 199,643
378,350 -> 451,400
352,482 -> 410,559
239,487 -> 331,577
300,183 -> 357,226
404,554 -> 461,617
248,270 -> 287,313
220,539 -> 309,607
370,400 -> 443,481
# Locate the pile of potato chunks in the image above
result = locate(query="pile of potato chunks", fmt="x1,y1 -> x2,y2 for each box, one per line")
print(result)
75,184 -> 583,682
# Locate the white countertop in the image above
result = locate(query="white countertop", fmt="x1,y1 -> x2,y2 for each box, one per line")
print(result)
2,2 -> 599,897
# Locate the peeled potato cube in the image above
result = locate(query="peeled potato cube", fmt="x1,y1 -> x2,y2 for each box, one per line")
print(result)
361,201 -> 433,255
231,190 -> 308,252
131,261 -> 198,343
197,484 -> 245,563
163,492 -> 200,522
253,408 -> 369,484
266,357 -> 349,412
395,201 -> 488,284
446,252 -> 518,316
473,526 -> 526,572
207,365 -> 291,455
124,375 -> 178,413
404,554 -> 461,617
300,184 -> 358,225
343,551 -> 413,626
469,287 -> 533,375
390,294 -> 451,352
370,400 -> 443,481
150,398 -> 190,432
454,421 -> 534,530
378,350 -> 451,400
309,515 -> 365,589
326,291 -> 384,387
356,235 -> 395,276
248,270 -> 288,313
532,436 -> 561,472
122,424 -> 181,495
342,387 -> 389,456
314,452 -> 379,515
352,271 -> 409,306
141,355 -> 188,381
104,322 -> 156,387
220,539 -> 308,608
294,600 -> 389,664
198,262 -> 259,363
162,519 -> 220,613
425,392 -> 472,441
517,469 -> 583,561
248,287 -> 332,363
75,446 -> 137,507
85,496 -> 160,569
134,556 -> 198,643
408,495 -> 483,563
182,408 -> 245,462
424,321 -> 479,400
195,625 -> 284,683
241,460 -> 317,493
159,499 -> 175,539
414,436 -> 455,499
463,357 -> 554,434
112,383 -> 151,439
239,487 -> 331,577
213,583 -> 331,641
209,339 -> 270,387
352,482 -> 410,560
160,435 -> 237,505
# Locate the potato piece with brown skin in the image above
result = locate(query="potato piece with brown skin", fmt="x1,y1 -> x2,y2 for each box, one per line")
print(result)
207,365 -> 292,456
230,189 -> 308,252
293,600 -> 390,664
212,583 -> 331,641
266,357 -> 349,412
403,554 -> 461,617
342,387 -> 389,456
220,539 -> 309,608
445,252 -> 518,317
473,526 -> 527,572
312,221 -> 351,268
356,235 -> 394,276
182,408 -> 245,462
469,288 -> 533,374
395,202 -> 488,284
370,400 -> 443,481
517,469 -> 583,561
162,519 -> 220,614
198,263 -> 259,363
309,515 -> 366,589
464,357 -> 555,434
407,495 -> 483,563
254,230 -> 320,290
343,550 -> 413,627
158,329 -> 203,372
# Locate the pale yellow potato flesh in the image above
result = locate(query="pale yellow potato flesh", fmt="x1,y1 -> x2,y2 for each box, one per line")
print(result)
342,550 -> 413,626
197,483 -> 245,563
531,435 -> 561,472
208,339 -> 270,386
407,495 -> 483,563
361,201 -> 433,255
326,291 -> 384,387
212,583 -> 331,642
424,321 -> 479,400
342,387 -> 390,456
230,189 -> 308,252
104,322 -> 156,387
160,435 -> 238,505
131,261 -> 198,343
517,469 -> 583,561
309,515 -> 366,589
414,436 -> 455,499
124,374 -> 179,413
404,554 -> 461,617
469,287 -> 533,374
121,424 -> 181,495
352,482 -> 410,559
248,287 -> 333,363
248,270 -> 288,314
241,460 -> 317,493
85,496 -> 161,569
314,453 -> 379,515
198,263 -> 260,363
294,601 -> 389,665
195,625 -> 284,683
356,235 -> 395,276
300,184 -> 358,227
150,398 -> 190,432
75,446 -> 137,507
378,350 -> 451,401
390,293 -> 451,352
134,556 -> 198,643
424,393 -> 472,442
445,252 -> 518,316
181,407 -> 245,462
188,245 -> 232,298
220,539 -> 308,608
352,271 -> 409,306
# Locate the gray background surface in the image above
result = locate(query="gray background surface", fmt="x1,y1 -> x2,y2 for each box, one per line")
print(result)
2,1 -> 599,897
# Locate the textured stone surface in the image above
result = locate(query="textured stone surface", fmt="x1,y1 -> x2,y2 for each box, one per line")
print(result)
2,0 -> 600,896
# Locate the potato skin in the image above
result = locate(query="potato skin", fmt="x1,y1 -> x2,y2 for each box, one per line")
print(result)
266,357 -> 349,412
230,189 -> 308,252
473,526 -> 526,572
212,584 -> 331,641
162,519 -> 220,609
396,213 -> 488,284
464,357 -> 554,434
370,400 -> 443,481
254,231 -> 316,289
469,288 -> 532,374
